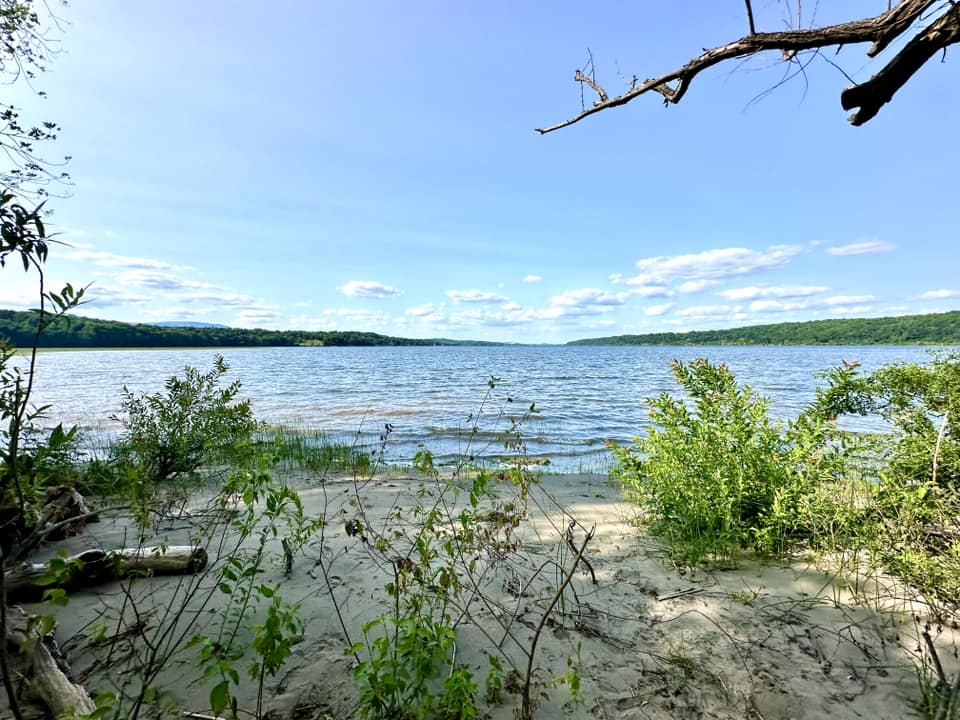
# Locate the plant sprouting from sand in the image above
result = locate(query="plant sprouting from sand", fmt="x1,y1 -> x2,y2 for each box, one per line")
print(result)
330,378 -> 595,719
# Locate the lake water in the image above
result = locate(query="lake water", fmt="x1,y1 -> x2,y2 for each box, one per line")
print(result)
25,345 -> 945,473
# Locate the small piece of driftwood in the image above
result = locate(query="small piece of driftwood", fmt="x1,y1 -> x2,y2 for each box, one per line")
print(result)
656,586 -> 704,602
5,545 -> 209,603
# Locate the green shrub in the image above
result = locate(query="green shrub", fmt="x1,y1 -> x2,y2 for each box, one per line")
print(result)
111,355 -> 258,485
815,352 -> 960,604
612,358 -> 843,565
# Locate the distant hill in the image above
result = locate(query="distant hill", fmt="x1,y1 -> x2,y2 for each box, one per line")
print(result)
567,311 -> 960,346
149,321 -> 230,329
0,310 -> 502,348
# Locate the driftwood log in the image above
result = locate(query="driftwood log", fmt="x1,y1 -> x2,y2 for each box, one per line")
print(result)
5,545 -> 209,603
4,608 -> 96,718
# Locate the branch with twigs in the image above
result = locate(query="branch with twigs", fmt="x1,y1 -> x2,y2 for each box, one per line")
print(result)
537,0 -> 960,133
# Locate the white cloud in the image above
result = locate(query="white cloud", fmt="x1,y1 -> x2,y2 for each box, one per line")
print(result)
644,303 -> 674,316
166,289 -> 257,307
405,303 -> 437,317
85,285 -> 152,307
749,300 -> 811,313
748,295 -> 876,314
825,240 -> 896,256
677,279 -> 721,293
675,304 -> 738,318
919,289 -> 960,299
441,288 -> 631,329
114,269 -> 218,291
827,304 -> 874,315
550,288 -> 628,308
62,249 -> 193,271
628,285 -> 674,298
445,289 -> 508,304
522,274 -> 543,283
337,280 -> 402,298
824,295 -> 875,305
0,289 -> 37,310
289,314 -> 338,331
233,308 -> 283,328
139,305 -> 218,320
719,285 -> 828,301
323,308 -> 392,325
626,245 -> 802,286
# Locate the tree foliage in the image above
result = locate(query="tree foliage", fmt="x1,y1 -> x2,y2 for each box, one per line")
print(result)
0,309 -> 502,347
1,0 -> 69,193
567,310 -> 960,346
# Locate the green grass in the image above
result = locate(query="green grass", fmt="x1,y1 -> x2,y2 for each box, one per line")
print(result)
257,424 -> 372,475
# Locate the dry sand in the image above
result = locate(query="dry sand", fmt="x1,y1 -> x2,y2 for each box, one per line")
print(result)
6,470 -> 959,720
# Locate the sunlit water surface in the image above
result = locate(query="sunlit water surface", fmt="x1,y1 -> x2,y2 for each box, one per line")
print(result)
25,344 -> 943,472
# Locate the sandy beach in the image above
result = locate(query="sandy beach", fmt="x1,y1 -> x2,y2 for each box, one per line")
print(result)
6,469 -> 959,720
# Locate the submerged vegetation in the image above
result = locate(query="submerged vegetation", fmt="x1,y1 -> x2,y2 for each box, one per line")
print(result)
569,310 -> 960,346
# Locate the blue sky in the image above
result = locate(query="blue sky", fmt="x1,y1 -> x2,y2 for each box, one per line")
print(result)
3,1 -> 957,343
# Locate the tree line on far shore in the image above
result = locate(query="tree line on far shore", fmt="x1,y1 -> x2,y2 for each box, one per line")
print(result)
0,310 -> 497,348
568,311 -> 960,346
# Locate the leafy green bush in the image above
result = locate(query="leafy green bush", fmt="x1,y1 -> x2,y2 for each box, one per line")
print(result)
612,358 -> 844,565
112,355 -> 258,485
819,352 -> 960,605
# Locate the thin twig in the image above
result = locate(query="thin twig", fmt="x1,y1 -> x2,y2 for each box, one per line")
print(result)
932,411 -> 949,486
521,526 -> 595,720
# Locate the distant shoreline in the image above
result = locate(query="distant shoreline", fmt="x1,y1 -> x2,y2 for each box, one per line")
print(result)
2,308 -> 958,348
568,309 -> 960,347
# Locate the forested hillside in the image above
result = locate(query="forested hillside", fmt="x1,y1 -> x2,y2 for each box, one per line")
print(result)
568,311 -> 960,346
0,310 -> 494,348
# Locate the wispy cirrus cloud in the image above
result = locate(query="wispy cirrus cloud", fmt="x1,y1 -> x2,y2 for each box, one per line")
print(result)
0,289 -> 37,310
549,288 -> 629,309
139,305 -> 219,320
62,249 -> 193,271
825,240 -> 896,256
749,300 -> 811,313
445,289 -> 509,304
115,269 -> 219,291
644,303 -> 674,316
623,245 -> 803,287
824,295 -> 875,305
405,303 -> 447,323
522,274 -> 542,283
677,279 -> 721,294
232,308 -> 283,328
675,304 -> 740,319
337,280 -> 402,299
749,295 -> 876,313
323,308 -> 392,325
719,285 -> 829,301
919,289 -> 960,299
84,285 -> 152,307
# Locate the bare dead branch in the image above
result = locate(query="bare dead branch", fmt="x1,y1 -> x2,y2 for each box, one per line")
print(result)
842,3 -> 960,124
537,0 -> 950,133
574,69 -> 608,102
745,0 -> 757,35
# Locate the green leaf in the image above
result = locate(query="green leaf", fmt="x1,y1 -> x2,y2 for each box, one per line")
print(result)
209,680 -> 230,714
